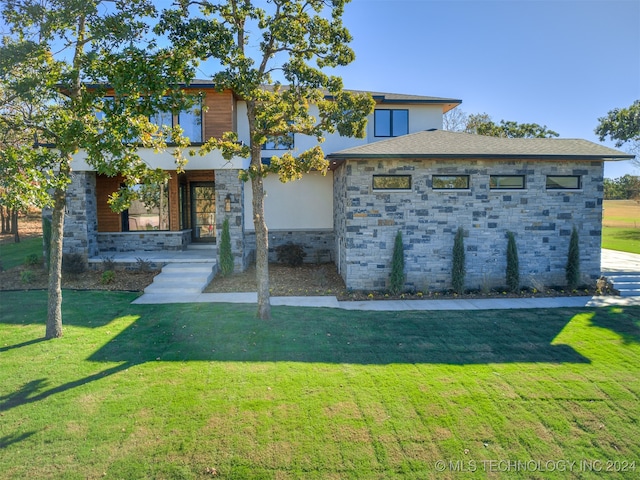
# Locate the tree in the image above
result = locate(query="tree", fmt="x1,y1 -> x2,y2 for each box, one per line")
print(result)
389,230 -> 404,295
452,227 -> 465,294
465,113 -> 559,138
604,175 -> 640,200
219,217 -> 234,276
158,0 -> 375,319
596,100 -> 640,159
505,231 -> 519,293
442,107 -> 468,132
566,226 -> 580,291
0,0 -> 193,338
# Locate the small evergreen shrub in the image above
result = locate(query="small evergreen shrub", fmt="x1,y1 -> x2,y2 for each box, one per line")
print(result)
452,227 -> 466,294
21,270 -> 35,284
62,253 -> 86,274
219,218 -> 234,276
389,230 -> 405,295
275,243 -> 306,267
566,226 -> 580,290
101,270 -> 115,284
24,253 -> 40,267
505,231 -> 520,292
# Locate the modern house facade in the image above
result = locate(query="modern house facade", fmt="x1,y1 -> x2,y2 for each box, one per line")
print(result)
63,83 -> 633,292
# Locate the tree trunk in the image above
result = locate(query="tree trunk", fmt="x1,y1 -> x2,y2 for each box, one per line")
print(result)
0,206 -> 6,234
11,209 -> 19,243
247,101 -> 271,320
46,185 -> 66,339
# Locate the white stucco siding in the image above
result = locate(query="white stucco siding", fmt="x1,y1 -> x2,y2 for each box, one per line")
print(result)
71,148 -> 250,171
244,172 -> 333,231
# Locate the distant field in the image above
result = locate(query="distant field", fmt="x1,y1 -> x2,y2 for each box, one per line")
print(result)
603,200 -> 640,254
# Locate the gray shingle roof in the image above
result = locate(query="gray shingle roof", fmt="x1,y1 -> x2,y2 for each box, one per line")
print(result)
328,130 -> 635,161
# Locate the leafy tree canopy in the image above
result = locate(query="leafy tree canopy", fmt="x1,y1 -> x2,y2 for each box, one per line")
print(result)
596,100 -> 640,155
465,113 -> 559,138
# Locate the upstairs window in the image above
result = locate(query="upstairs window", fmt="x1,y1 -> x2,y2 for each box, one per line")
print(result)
546,175 -> 581,190
490,175 -> 525,190
263,132 -> 294,150
432,175 -> 470,190
374,109 -> 409,137
177,101 -> 203,143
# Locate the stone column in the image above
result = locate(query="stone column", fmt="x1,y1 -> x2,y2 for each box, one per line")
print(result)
215,169 -> 246,271
63,172 -> 98,259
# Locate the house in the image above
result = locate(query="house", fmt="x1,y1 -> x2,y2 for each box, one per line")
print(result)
63,83 -> 633,292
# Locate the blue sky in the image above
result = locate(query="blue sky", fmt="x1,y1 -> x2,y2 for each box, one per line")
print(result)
330,0 -> 640,178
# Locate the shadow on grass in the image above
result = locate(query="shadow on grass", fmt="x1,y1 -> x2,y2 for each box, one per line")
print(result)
86,305 -> 591,366
0,363 -> 133,413
589,306 -> 640,344
0,337 -> 47,353
0,431 -> 37,449
611,229 -> 640,241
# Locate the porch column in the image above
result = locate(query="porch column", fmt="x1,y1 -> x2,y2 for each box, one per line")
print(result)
215,169 -> 246,271
63,171 -> 99,259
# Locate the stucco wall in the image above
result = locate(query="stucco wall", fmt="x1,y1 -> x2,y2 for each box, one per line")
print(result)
334,158 -> 604,292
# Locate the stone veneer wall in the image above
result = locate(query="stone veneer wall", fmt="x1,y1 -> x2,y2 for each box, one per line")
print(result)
62,172 -> 99,259
214,169 -> 247,270
245,230 -> 335,264
333,158 -> 604,292
96,231 -> 190,251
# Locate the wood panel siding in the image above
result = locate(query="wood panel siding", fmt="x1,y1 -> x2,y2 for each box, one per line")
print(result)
202,89 -> 234,140
96,175 -> 123,232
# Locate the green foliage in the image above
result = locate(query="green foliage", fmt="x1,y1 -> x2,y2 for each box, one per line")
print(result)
101,270 -> 115,284
62,253 -> 87,275
596,100 -> 640,154
389,230 -> 404,295
20,269 -> 35,284
24,253 -> 40,266
275,243 -> 307,267
135,257 -> 151,273
604,175 -> 640,200
452,227 -> 466,294
219,218 -> 234,276
566,226 -> 580,290
505,231 -> 519,292
465,113 -> 559,138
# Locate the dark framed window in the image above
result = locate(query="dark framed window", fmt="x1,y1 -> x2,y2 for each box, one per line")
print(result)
374,109 -> 409,137
263,133 -> 294,150
546,175 -> 581,190
490,175 -> 525,189
123,182 -> 170,232
432,175 -> 470,190
373,175 -> 412,190
178,100 -> 203,143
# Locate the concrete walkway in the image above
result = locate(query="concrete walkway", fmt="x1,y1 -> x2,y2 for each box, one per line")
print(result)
132,249 -> 640,310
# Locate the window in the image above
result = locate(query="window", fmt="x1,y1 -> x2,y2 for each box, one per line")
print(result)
374,109 -> 409,137
263,132 -> 294,150
150,110 -> 174,142
123,183 -> 170,231
373,175 -> 411,190
432,175 -> 470,189
490,175 -> 525,189
546,175 -> 581,190
178,101 -> 203,143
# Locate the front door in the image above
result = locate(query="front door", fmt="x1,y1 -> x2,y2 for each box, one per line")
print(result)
191,183 -> 216,242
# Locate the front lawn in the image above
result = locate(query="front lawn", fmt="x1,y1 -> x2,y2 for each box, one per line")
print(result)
0,236 -> 42,270
602,227 -> 640,255
1,291 -> 639,478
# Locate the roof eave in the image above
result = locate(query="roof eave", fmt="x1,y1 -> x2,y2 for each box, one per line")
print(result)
328,153 -> 636,161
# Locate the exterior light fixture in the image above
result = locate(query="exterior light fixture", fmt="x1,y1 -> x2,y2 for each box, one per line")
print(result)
225,194 -> 231,212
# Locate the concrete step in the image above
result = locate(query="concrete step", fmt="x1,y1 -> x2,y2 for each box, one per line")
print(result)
187,243 -> 217,250
606,273 -> 640,297
144,262 -> 217,295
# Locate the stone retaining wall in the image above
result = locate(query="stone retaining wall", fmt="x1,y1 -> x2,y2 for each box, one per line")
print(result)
245,230 -> 335,264
96,230 -> 191,252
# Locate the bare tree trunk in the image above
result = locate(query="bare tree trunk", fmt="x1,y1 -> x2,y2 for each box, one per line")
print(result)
246,101 -> 271,320
0,206 -> 6,234
46,185 -> 65,339
11,209 -> 19,243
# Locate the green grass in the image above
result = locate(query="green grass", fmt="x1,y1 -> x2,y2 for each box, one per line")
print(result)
602,227 -> 640,254
0,236 -> 43,270
1,290 -> 640,479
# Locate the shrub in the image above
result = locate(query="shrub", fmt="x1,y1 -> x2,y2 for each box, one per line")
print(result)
62,253 -> 86,274
101,256 -> 116,272
135,257 -> 151,273
21,270 -> 35,284
42,216 -> 52,269
101,270 -> 115,284
505,231 -> 520,292
275,243 -> 306,267
389,230 -> 405,295
24,253 -> 40,267
452,226 -> 466,294
566,226 -> 580,290
219,218 -> 234,276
